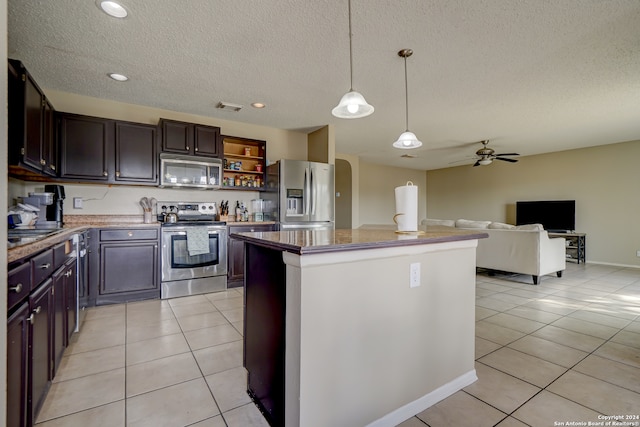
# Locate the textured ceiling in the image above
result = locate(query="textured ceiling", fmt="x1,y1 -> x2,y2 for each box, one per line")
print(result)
8,0 -> 640,170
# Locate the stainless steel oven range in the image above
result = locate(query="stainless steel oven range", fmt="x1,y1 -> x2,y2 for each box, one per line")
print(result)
159,201 -> 227,299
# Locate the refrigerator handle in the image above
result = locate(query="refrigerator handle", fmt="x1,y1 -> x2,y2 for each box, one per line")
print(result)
310,167 -> 315,215
304,167 -> 310,215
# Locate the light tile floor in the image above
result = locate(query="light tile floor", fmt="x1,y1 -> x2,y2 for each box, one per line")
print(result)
35,263 -> 640,426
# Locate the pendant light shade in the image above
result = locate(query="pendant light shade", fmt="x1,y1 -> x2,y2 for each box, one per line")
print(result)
332,0 -> 374,119
393,49 -> 422,149
332,90 -> 374,118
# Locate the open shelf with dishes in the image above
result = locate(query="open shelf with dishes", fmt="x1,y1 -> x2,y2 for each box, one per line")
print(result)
221,136 -> 266,190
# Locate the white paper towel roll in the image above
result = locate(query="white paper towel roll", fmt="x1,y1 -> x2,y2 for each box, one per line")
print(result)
394,181 -> 418,232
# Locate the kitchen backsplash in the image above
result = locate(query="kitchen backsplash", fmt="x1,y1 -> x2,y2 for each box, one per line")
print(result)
9,178 -> 259,216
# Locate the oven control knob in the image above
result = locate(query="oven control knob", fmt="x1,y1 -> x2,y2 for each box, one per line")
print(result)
208,205 -> 214,210
201,205 -> 206,210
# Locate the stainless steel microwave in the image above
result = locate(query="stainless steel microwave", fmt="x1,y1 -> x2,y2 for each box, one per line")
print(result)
159,154 -> 222,190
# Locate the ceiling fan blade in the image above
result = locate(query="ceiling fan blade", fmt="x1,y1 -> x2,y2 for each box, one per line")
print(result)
473,160 -> 481,167
495,157 -> 518,163
494,153 -> 519,157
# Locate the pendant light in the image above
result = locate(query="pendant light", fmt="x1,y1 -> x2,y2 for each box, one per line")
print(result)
393,49 -> 422,149
331,0 -> 374,119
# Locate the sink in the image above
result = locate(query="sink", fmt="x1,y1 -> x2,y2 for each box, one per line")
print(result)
7,228 -> 62,243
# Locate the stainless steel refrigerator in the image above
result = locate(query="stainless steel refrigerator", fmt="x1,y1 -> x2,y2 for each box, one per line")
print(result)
262,159 -> 335,230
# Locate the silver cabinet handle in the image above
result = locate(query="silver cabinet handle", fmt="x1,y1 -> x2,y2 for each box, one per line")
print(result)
34,306 -> 42,314
27,314 -> 35,324
103,171 -> 108,176
10,283 -> 23,293
128,231 -> 133,237
38,263 -> 51,269
65,270 -> 73,277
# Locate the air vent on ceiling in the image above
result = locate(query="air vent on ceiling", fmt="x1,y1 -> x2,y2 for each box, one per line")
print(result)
217,102 -> 243,112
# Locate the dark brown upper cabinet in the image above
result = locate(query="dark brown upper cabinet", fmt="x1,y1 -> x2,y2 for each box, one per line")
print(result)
115,121 -> 158,183
159,118 -> 221,158
8,59 -> 57,178
58,112 -> 158,185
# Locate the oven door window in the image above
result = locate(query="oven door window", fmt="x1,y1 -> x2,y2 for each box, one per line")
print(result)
170,234 -> 220,268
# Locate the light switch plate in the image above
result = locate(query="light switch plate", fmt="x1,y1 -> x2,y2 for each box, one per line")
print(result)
73,197 -> 83,209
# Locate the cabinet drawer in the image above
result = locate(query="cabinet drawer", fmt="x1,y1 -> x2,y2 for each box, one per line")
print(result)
8,262 -> 31,311
31,249 -> 54,288
53,240 -> 73,270
229,224 -> 276,234
99,228 -> 159,241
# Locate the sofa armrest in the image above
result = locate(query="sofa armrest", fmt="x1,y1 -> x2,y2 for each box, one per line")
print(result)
539,233 -> 566,275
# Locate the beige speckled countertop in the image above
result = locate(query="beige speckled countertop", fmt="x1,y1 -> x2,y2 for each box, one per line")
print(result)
8,215 -> 161,264
231,225 -> 488,255
8,215 -> 276,263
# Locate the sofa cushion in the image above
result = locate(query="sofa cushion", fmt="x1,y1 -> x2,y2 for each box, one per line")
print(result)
515,223 -> 544,231
424,218 -> 456,227
488,222 -> 516,230
456,219 -> 491,229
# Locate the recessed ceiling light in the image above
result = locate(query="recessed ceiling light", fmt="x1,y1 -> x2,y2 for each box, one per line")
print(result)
108,73 -> 129,82
97,1 -> 128,18
251,102 -> 266,109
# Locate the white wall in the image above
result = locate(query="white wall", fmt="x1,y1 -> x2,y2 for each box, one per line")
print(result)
426,139 -> 640,267
1,0 -> 9,421
357,162 -> 427,227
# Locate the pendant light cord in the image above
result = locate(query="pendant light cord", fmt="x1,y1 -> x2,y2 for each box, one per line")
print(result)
348,0 -> 354,91
404,55 -> 409,131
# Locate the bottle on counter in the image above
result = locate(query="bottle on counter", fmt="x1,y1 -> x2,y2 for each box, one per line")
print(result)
235,201 -> 242,222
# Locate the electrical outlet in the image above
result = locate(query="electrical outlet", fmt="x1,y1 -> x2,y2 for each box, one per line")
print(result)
73,197 -> 83,209
410,263 -> 420,288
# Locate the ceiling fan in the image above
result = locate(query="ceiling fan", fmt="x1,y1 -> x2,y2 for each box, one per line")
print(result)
470,140 -> 519,167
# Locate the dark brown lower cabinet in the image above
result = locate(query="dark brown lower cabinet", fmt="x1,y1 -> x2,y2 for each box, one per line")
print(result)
89,228 -> 160,305
228,224 -> 277,287
7,241 -> 78,427
52,259 -> 76,376
29,279 -> 53,425
7,302 -> 29,427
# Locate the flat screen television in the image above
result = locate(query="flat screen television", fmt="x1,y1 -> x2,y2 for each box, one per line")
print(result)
516,200 -> 575,232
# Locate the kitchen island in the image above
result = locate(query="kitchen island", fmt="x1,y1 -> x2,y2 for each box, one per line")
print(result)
231,226 -> 487,427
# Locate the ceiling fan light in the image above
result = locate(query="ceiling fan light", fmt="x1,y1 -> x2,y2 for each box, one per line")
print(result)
392,131 -> 422,149
479,158 -> 493,165
332,90 -> 374,119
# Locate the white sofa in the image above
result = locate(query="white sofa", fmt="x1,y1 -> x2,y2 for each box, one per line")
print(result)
425,219 -> 566,285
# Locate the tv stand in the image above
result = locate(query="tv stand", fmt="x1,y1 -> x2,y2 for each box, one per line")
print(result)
549,232 -> 585,264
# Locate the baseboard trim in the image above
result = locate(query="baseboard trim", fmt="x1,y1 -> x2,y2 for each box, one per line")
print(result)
366,369 -> 478,427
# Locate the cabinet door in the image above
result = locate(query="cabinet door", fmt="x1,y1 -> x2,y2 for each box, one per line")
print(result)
51,267 -> 67,376
228,224 -> 276,287
228,237 -> 245,285
161,119 -> 191,154
24,73 -> 44,171
41,99 -> 57,176
7,302 -> 29,427
29,279 -> 52,423
98,242 -> 159,304
115,121 -> 158,183
59,114 -> 112,181
194,124 -> 220,157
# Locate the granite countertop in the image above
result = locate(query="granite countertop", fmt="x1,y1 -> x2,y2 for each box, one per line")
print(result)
230,225 -> 488,255
7,215 -> 161,263
7,215 -> 276,263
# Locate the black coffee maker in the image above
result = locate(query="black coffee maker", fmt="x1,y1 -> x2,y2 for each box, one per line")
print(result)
44,184 -> 65,227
